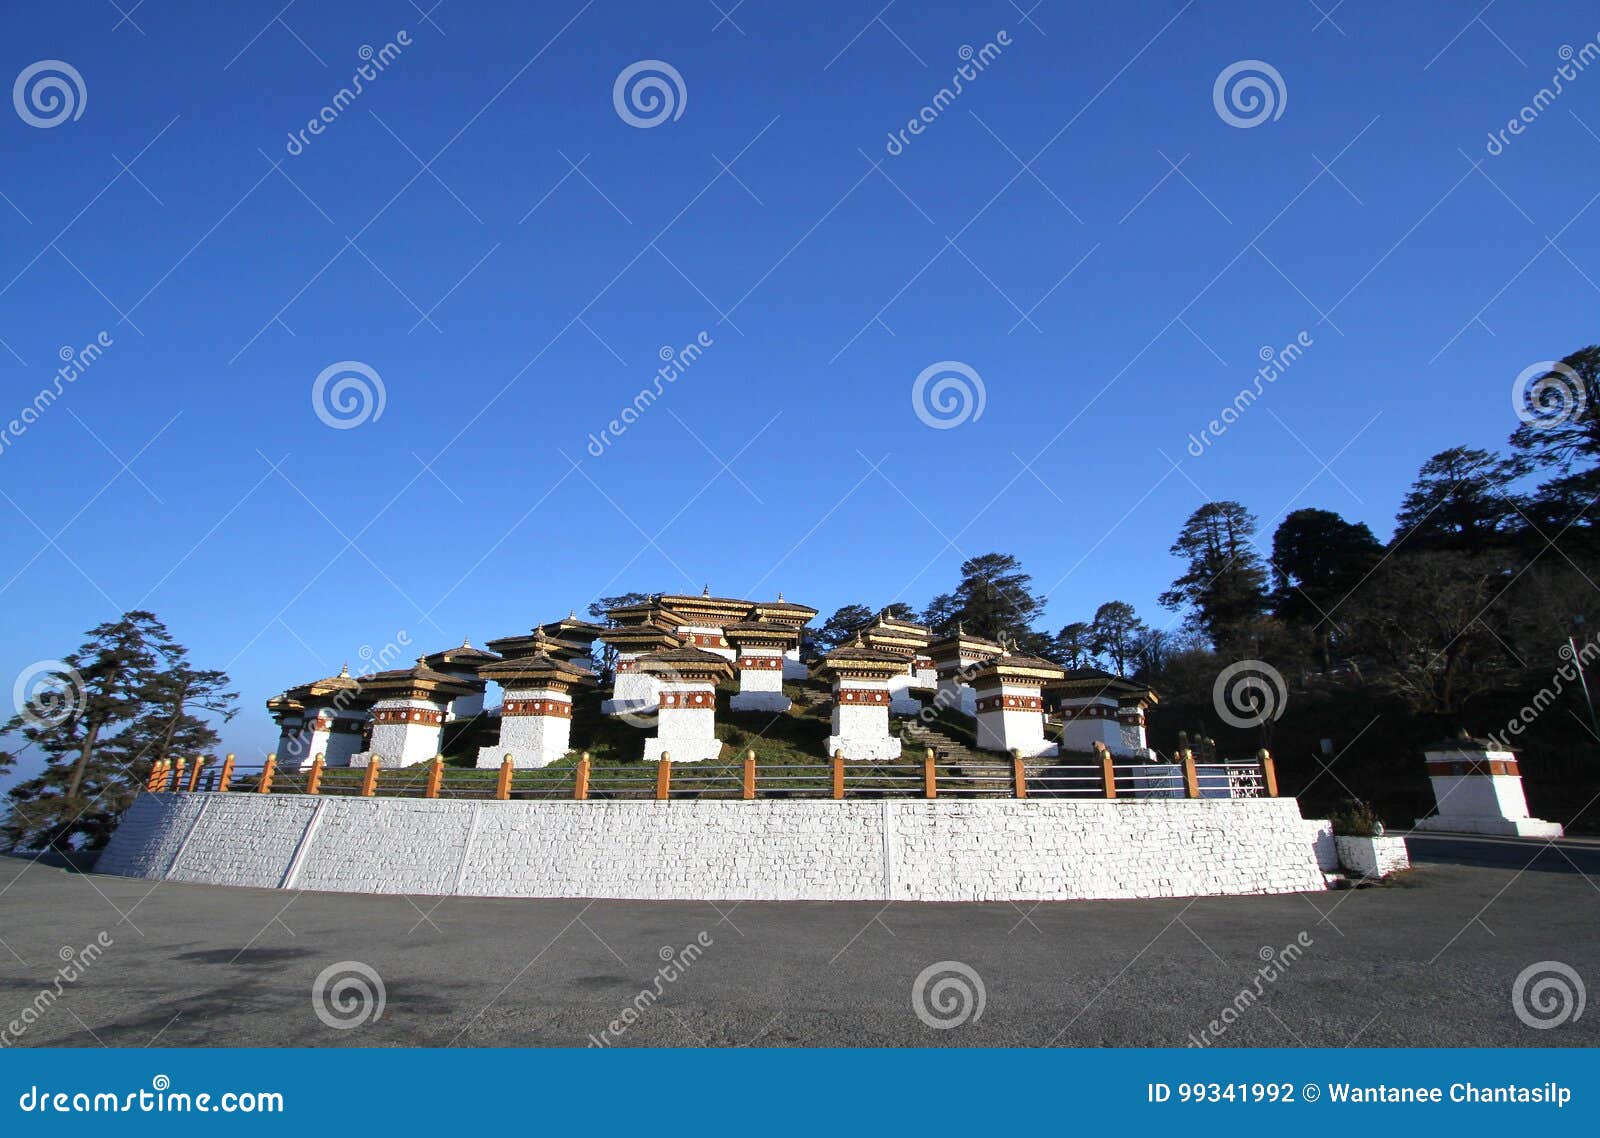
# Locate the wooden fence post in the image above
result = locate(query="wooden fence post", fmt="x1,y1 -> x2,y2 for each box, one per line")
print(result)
145,760 -> 166,792
574,752 -> 590,801
172,757 -> 186,793
307,754 -> 325,795
425,755 -> 443,799
186,756 -> 205,792
1097,742 -> 1116,799
923,747 -> 937,800
742,749 -> 756,800
1181,748 -> 1200,799
361,759 -> 381,798
494,754 -> 513,800
832,749 -> 845,800
218,754 -> 235,793
1011,749 -> 1027,799
656,753 -> 672,801
1258,748 -> 1278,797
259,754 -> 277,794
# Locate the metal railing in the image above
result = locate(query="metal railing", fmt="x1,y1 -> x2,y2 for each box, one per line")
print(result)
142,745 -> 1278,803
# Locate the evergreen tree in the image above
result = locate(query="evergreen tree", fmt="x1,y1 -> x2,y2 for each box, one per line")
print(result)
1508,346 -> 1600,539
1270,508 -> 1383,668
1391,446 -> 1520,554
588,591 -> 652,677
1051,622 -> 1095,668
921,553 -> 1047,642
811,604 -> 875,652
2,612 -> 236,851
1158,502 -> 1271,649
1089,601 -> 1147,676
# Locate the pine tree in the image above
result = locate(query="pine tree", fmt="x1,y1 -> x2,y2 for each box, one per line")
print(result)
1159,502 -> 1270,650
2,612 -> 236,851
1089,601 -> 1147,676
922,553 -> 1047,642
1391,447 -> 1520,554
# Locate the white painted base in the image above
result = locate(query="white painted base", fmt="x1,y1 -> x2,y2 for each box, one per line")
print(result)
1304,819 -> 1337,871
643,737 -> 724,764
730,691 -> 792,713
1412,814 -> 1564,838
99,793 -> 1330,902
1335,834 -> 1410,877
826,734 -> 903,763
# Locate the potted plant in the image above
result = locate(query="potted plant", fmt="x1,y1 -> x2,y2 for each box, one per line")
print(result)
1328,799 -> 1409,878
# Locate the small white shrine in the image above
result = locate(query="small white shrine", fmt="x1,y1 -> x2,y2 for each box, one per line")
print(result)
1046,669 -> 1158,757
858,612 -> 936,714
637,646 -> 734,764
726,620 -> 799,712
1413,733 -> 1563,837
926,627 -> 1004,717
474,633 -> 598,768
349,658 -> 486,769
967,650 -> 1067,758
817,638 -> 908,763
266,666 -> 366,771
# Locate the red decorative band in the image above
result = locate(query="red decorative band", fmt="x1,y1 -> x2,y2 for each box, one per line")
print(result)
615,660 -> 638,673
371,707 -> 444,727
914,659 -> 935,671
1117,711 -> 1145,724
738,656 -> 783,670
504,699 -> 571,718
659,690 -> 714,709
838,689 -> 890,705
1060,704 -> 1116,721
1426,758 -> 1520,776
687,633 -> 729,648
976,695 -> 1044,714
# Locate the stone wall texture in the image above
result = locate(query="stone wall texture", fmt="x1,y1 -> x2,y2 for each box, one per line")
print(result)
96,793 -> 1327,902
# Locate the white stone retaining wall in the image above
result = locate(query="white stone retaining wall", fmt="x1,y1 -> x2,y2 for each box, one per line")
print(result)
97,793 -> 1327,902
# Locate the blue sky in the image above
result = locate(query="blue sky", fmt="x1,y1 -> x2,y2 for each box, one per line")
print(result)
3,0 -> 1598,776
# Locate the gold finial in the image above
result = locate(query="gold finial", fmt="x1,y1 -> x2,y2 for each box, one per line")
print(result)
416,655 -> 428,669
462,635 -> 472,648
338,662 -> 350,678
703,584 -> 711,597
778,591 -> 784,601
568,608 -> 576,619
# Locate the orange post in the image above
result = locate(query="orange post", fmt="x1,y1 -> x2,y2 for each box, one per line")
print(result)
145,760 -> 166,792
1011,750 -> 1028,799
171,757 -> 186,792
1181,748 -> 1200,799
832,750 -> 845,799
1258,748 -> 1278,798
742,749 -> 756,800
923,747 -> 937,800
259,754 -> 277,794
361,759 -> 381,798
186,756 -> 205,792
1098,743 -> 1116,799
307,755 -> 325,795
494,754 -> 513,800
574,753 -> 590,801
425,756 -> 444,799
655,753 -> 672,801
218,754 -> 235,793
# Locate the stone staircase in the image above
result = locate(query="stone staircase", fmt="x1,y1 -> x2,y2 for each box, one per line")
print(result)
899,722 -> 1013,785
